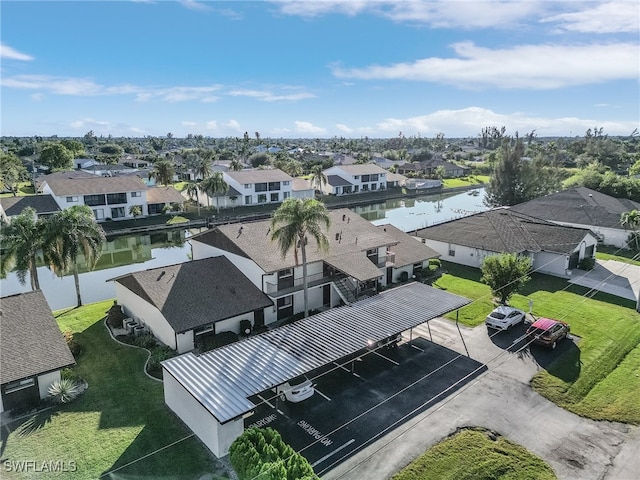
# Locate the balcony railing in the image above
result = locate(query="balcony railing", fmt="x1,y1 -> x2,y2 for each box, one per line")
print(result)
264,271 -> 328,295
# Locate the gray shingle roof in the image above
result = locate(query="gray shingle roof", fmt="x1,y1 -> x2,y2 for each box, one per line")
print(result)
377,224 -> 440,267
225,169 -> 293,184
510,187 -> 640,229
416,208 -> 593,255
42,172 -> 148,196
146,186 -> 185,204
192,208 -> 400,279
0,195 -> 61,217
112,256 -> 273,333
327,175 -> 353,187
1,291 -> 75,385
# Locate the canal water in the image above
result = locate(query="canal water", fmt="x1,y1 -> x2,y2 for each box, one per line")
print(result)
1,188 -> 487,310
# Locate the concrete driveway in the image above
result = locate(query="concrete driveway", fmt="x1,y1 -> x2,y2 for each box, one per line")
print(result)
324,318 -> 639,480
569,259 -> 640,303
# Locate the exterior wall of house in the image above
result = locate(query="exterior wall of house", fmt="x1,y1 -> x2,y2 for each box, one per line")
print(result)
176,332 -> 195,353
532,251 -> 568,277
42,184 -> 148,221
223,173 -> 293,206
322,166 -> 387,195
191,243 -> 266,289
391,264 -> 413,284
291,188 -> 314,199
163,370 -> 244,458
421,239 -> 482,267
37,370 -> 61,400
215,311 -> 255,335
553,221 -> 629,248
115,283 -> 178,350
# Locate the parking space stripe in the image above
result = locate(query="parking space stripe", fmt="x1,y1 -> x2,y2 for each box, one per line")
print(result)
257,394 -> 274,409
373,351 -> 400,365
311,439 -> 355,467
333,362 -> 363,379
315,388 -> 331,401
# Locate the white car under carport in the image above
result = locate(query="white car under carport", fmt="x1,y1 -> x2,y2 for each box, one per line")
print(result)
275,375 -> 315,402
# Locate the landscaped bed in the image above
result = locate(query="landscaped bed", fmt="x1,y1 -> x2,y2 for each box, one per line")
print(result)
391,427 -> 557,480
1,300 -> 224,479
433,262 -> 640,424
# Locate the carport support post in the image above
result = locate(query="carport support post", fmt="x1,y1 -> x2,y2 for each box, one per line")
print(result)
455,310 -> 470,357
426,321 -> 433,341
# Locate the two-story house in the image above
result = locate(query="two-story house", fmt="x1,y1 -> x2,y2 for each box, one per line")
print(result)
222,169 -> 294,206
321,164 -> 389,195
40,171 -> 148,221
190,208 -> 440,323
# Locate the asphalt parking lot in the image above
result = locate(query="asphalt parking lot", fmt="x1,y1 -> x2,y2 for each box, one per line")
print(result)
245,336 -> 486,475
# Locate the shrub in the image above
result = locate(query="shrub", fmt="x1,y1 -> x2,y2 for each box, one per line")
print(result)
60,367 -> 80,382
63,330 -> 82,357
428,258 -> 441,269
147,346 -> 175,371
133,333 -> 157,349
579,257 -> 596,270
48,378 -> 81,404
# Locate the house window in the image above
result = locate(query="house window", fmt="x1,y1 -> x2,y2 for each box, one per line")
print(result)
257,194 -> 267,203
335,187 -> 342,195
244,184 -> 252,189
255,183 -> 268,192
361,174 -> 370,182
268,182 -> 281,191
93,209 -> 104,220
66,196 -> 78,202
371,184 -> 377,191
83,194 -> 106,206
277,295 -> 292,309
354,175 -> 360,179
448,244 -> 456,257
245,195 -> 252,205
362,184 -> 369,191
194,323 -> 214,336
131,191 -> 141,198
4,378 -> 35,394
111,207 -> 125,219
270,192 -> 279,202
283,181 -> 290,186
354,185 -> 359,193
107,193 -> 127,204
283,191 -> 290,199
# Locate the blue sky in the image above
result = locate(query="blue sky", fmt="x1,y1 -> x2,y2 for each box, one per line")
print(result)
1,0 -> 639,139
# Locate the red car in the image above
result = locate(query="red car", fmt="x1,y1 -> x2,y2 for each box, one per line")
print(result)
526,318 -> 570,349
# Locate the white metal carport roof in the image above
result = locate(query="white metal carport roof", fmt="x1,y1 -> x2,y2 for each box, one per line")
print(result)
162,282 -> 470,424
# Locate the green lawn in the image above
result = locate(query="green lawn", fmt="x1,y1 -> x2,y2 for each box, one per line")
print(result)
433,262 -> 640,424
595,245 -> 640,266
1,300 -> 221,480
442,175 -> 489,188
391,428 -> 556,480
0,182 -> 35,198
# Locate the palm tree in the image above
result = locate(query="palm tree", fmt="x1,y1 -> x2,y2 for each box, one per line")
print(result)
621,210 -> 640,251
271,198 -> 330,318
183,180 -> 202,216
229,158 -> 244,171
195,157 -> 212,181
309,165 -> 327,192
129,205 -> 142,220
0,207 -> 44,290
44,205 -> 106,307
148,159 -> 175,186
200,171 -> 228,213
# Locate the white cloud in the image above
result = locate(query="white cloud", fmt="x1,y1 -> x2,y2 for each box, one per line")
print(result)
225,120 -> 242,131
0,43 -> 34,61
228,88 -> 315,102
332,42 -> 639,89
336,123 -> 354,133
181,121 -> 198,127
69,117 -> 112,129
541,1 -> 639,34
295,121 -> 327,134
180,0 -> 211,12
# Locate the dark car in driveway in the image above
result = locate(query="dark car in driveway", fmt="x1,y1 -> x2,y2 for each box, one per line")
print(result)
526,318 -> 570,349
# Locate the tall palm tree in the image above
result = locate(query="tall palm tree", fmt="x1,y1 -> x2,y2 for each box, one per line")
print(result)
0,207 -> 44,290
148,159 -> 176,186
309,165 -> 327,192
271,198 -> 330,318
183,180 -> 202,216
621,210 -> 640,251
44,205 -> 106,307
195,157 -> 212,181
200,171 -> 228,213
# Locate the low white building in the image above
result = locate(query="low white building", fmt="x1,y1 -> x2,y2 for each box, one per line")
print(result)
222,169 -> 294,206
111,256 -> 273,353
0,291 -> 75,413
321,164 -> 388,195
416,208 -> 598,278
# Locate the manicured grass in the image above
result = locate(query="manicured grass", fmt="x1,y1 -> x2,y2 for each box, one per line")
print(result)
595,245 -> 640,266
442,175 -> 489,188
433,262 -> 640,424
391,428 -> 556,480
0,182 -> 35,197
2,300 -> 221,479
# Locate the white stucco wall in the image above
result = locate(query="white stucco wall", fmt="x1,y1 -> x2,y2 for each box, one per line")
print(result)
163,369 -> 244,458
215,311 -> 254,335
532,251 -> 567,277
176,332 -> 195,353
549,221 -> 630,249
115,283 -> 178,350
37,370 -> 61,400
191,243 -> 266,289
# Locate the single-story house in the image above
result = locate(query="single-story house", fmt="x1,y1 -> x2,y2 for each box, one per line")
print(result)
0,291 -> 75,413
510,187 -> 640,248
0,194 -> 61,222
396,159 -> 470,178
110,256 -> 273,353
416,208 -> 598,278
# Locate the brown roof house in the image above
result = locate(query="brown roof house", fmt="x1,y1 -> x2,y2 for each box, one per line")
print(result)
416,208 -> 598,278
0,291 -> 75,413
110,256 -> 273,353
190,208 -> 440,322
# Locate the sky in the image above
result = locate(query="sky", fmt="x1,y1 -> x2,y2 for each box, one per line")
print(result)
1,0 -> 639,139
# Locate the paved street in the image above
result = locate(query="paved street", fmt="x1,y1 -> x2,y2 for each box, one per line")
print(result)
323,318 -> 639,480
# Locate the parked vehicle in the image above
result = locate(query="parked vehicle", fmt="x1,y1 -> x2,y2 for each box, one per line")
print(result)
526,318 -> 570,349
485,306 -> 526,330
275,375 -> 315,402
